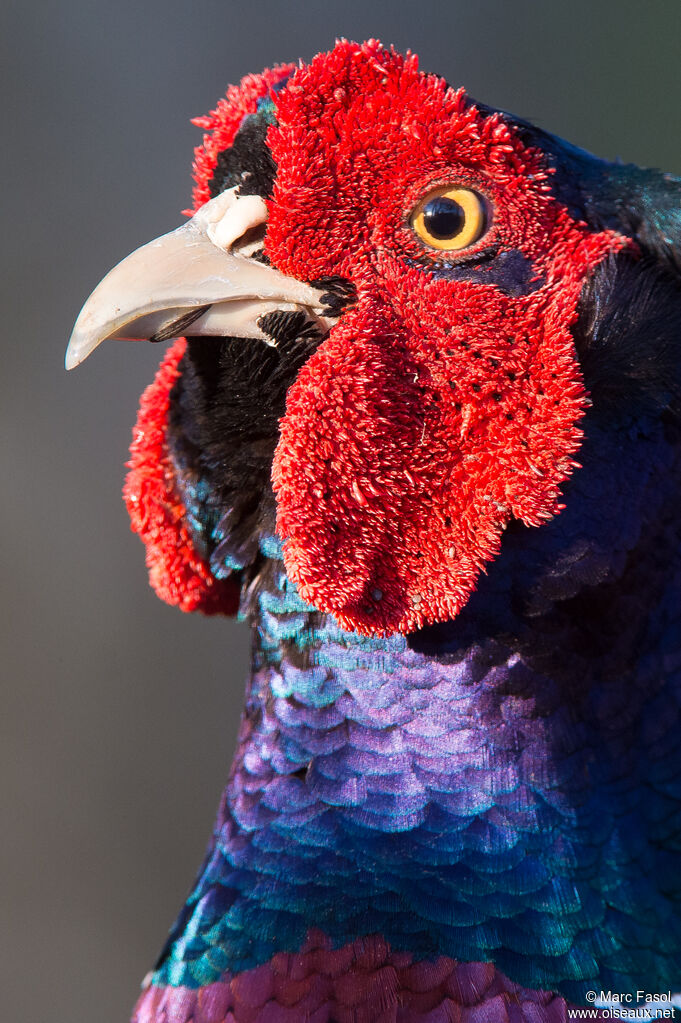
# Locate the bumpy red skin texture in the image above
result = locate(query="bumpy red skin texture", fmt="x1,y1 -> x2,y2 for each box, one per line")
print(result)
263,40 -> 628,634
127,41 -> 629,632
124,339 -> 239,615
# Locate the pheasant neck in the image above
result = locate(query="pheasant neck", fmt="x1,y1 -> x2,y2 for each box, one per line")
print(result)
153,524 -> 679,997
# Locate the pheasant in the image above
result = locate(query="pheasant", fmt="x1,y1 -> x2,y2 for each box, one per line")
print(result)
67,39 -> 681,1022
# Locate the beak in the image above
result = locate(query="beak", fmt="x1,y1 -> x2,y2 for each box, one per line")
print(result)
65,188 -> 332,370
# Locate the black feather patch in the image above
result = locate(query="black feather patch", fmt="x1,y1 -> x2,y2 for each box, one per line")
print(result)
209,114 -> 277,200
574,252 -> 681,419
167,314 -> 325,586
308,276 -> 358,317
259,310 -> 325,345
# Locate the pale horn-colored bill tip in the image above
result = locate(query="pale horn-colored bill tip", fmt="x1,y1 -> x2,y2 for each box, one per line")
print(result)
65,189 -> 332,370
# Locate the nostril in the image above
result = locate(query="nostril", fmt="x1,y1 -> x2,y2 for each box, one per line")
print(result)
205,192 -> 268,251
232,222 -> 267,259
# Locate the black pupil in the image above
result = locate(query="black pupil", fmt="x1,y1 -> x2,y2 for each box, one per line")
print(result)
422,196 -> 465,239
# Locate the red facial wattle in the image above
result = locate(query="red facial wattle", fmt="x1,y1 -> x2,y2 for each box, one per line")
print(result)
84,40 -> 629,636
264,42 -> 627,634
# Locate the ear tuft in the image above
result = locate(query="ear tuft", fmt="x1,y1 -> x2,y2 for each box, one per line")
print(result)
191,63 -> 295,211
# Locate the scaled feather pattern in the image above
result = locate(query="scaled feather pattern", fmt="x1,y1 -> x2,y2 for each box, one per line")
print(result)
71,39 -> 681,1023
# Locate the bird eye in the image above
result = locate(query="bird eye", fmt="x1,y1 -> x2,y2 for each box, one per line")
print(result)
411,187 -> 488,252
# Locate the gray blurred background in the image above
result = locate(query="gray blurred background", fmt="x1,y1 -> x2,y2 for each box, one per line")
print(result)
2,1 -> 680,1019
